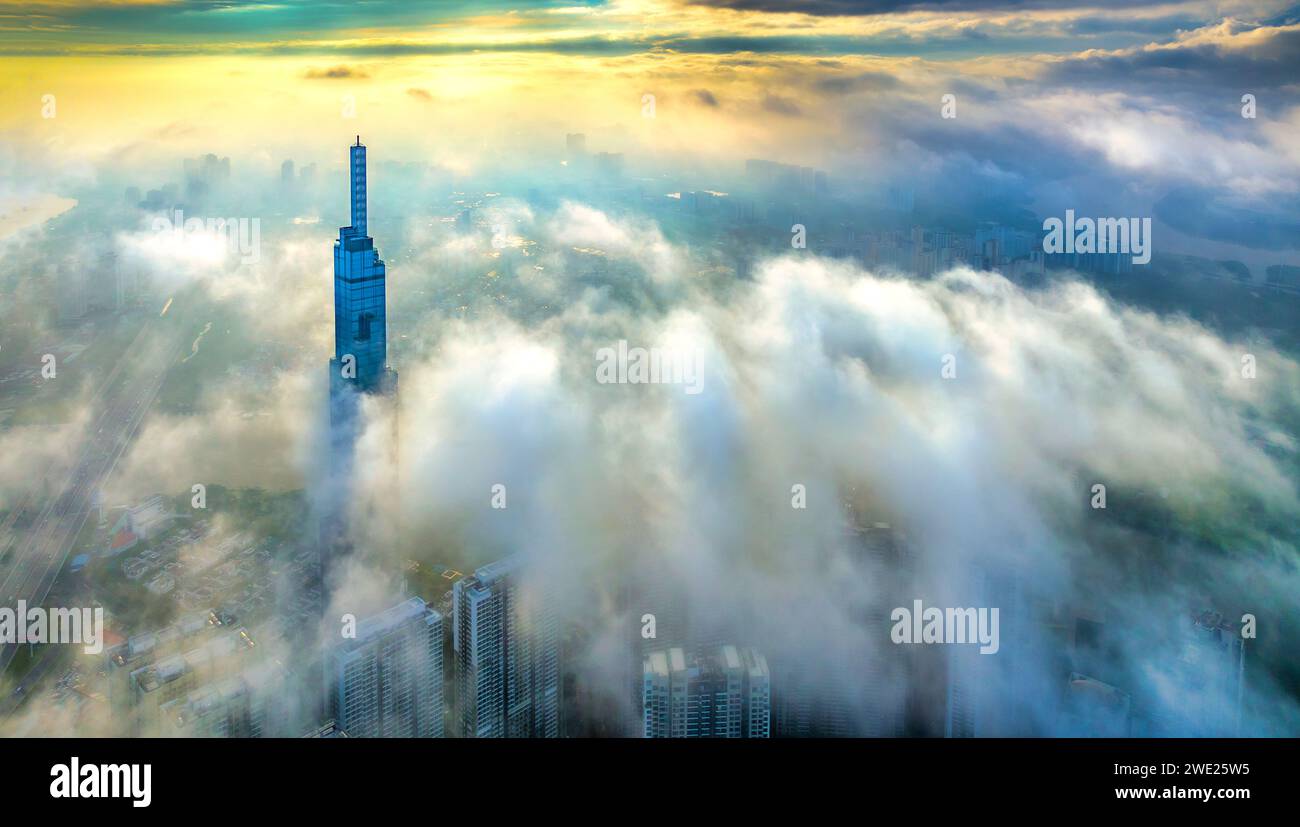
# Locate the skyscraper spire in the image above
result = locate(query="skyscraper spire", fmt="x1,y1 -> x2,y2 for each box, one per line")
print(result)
349,139 -> 367,237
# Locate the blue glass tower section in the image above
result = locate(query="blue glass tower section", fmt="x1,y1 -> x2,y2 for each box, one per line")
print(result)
331,138 -> 393,394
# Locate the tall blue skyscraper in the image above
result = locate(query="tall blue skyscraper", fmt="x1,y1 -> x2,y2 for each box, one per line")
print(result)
330,137 -> 395,396
323,138 -> 398,581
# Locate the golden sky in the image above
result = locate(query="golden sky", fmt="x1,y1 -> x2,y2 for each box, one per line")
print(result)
2,1 -> 1297,196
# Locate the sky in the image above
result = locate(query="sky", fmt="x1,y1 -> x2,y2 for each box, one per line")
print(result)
2,0 -> 1289,57
4,1 -> 1299,269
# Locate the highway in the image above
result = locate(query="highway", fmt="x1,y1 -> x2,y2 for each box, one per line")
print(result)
0,306 -> 187,678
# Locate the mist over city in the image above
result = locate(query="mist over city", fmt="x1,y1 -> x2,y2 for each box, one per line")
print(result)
1,0 -> 1298,756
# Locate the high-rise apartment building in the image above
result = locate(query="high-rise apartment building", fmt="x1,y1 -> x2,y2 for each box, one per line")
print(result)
327,597 -> 444,738
643,645 -> 770,738
453,556 -> 560,738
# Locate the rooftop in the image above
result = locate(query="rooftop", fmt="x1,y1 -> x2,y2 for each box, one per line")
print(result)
472,555 -> 521,587
338,597 -> 439,651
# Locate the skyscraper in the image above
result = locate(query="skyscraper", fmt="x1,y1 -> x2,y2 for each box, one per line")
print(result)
943,563 -> 1041,737
330,137 -> 396,398
453,556 -> 560,738
327,598 -> 444,738
741,647 -> 772,738
323,138 -> 398,576
643,645 -> 770,738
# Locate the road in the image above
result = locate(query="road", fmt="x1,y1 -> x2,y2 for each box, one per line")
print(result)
0,307 -> 187,677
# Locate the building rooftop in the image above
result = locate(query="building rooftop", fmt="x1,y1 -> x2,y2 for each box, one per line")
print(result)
649,645 -> 768,681
473,555 -> 520,587
129,626 -> 256,692
645,651 -> 669,677
668,647 -> 686,673
304,720 -> 349,738
338,598 -> 438,651
720,644 -> 741,670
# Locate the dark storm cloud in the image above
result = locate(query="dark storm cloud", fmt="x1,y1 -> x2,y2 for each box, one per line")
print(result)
0,0 -> 611,55
684,0 -> 1154,15
17,0 -> 576,39
1063,14 -> 1203,36
0,34 -> 656,58
1044,25 -> 1300,92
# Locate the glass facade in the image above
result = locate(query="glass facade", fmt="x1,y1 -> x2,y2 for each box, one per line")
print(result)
332,138 -> 389,393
